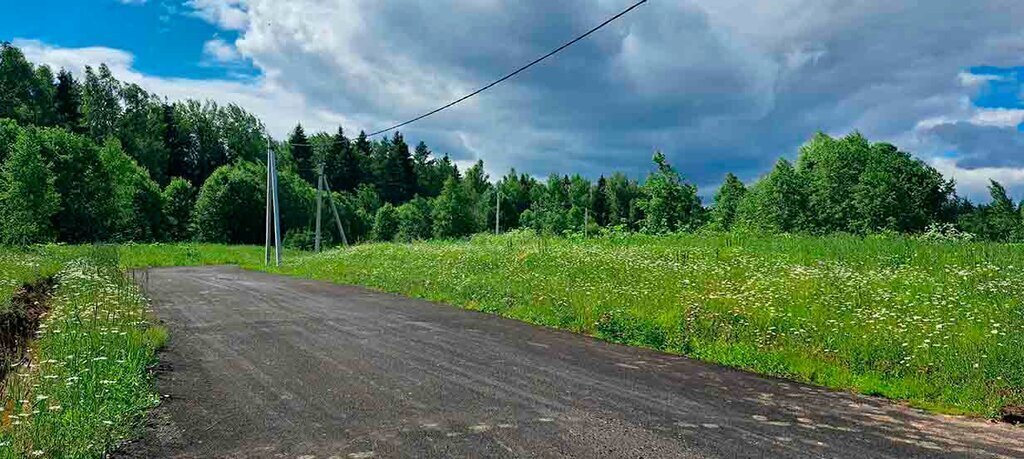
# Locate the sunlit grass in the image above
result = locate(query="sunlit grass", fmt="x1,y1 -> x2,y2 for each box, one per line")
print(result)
268,231 -> 1024,417
0,248 -> 165,458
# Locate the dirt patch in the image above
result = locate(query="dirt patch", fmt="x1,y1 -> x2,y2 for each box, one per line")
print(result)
0,278 -> 56,385
1000,406 -> 1024,425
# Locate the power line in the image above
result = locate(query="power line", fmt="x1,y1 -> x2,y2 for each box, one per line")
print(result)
366,0 -> 649,137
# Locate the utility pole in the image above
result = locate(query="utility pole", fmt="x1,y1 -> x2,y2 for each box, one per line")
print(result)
270,141 -> 283,266
321,177 -> 349,247
265,138 -> 273,265
495,189 -> 501,235
584,186 -> 593,238
314,164 -> 324,253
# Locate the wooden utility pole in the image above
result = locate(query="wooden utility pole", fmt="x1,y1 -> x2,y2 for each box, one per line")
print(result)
321,177 -> 349,247
270,143 -> 282,266
265,138 -> 273,265
495,190 -> 501,235
315,165 -> 324,253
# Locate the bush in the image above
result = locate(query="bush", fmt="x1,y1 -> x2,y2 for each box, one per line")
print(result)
162,177 -> 196,241
371,203 -> 399,241
192,161 -> 314,244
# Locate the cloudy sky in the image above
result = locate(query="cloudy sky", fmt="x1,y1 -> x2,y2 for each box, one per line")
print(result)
4,0 -> 1024,200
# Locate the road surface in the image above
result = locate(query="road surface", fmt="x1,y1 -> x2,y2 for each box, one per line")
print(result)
117,266 -> 1023,458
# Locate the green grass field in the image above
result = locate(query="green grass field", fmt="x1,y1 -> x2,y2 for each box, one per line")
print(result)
0,233 -> 1021,456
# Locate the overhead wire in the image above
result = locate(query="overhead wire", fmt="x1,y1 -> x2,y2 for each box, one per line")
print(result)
277,0 -> 649,145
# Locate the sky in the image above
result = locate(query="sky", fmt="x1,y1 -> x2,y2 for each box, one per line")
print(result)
4,0 -> 1024,201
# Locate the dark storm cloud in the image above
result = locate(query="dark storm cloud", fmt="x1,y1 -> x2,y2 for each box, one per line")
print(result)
190,0 -> 1024,192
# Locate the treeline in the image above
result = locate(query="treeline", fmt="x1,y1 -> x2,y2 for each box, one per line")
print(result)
1,42 -> 1023,247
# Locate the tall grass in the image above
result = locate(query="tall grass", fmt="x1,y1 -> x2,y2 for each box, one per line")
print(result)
0,249 -> 62,314
0,247 -> 166,458
269,231 -> 1024,417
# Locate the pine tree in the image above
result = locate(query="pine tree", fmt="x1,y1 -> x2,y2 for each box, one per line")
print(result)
163,103 -> 192,181
0,131 -> 59,244
288,124 -> 314,185
55,69 -> 84,133
328,126 -> 362,191
353,130 -> 372,186
710,173 -> 746,230
380,132 -> 416,204
592,175 -> 609,226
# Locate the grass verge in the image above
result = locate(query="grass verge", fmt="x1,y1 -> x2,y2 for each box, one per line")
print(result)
0,247 -> 166,458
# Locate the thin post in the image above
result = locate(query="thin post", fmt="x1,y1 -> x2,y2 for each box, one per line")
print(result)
585,186 -> 592,238
321,177 -> 349,247
271,148 -> 283,266
495,190 -> 501,235
315,166 -> 323,253
265,137 -> 272,265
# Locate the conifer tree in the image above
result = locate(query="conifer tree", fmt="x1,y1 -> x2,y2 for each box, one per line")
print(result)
55,69 -> 84,133
289,124 -> 314,185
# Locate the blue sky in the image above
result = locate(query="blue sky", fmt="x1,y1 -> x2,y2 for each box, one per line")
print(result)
2,1 -> 257,79
5,0 -> 1024,201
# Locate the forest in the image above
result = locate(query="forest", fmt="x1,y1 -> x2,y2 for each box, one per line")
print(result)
2,41 -> 1023,248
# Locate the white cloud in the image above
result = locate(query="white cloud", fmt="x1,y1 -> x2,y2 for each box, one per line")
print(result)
186,0 -> 248,31
13,39 -> 355,138
930,158 -> 1024,202
202,38 -> 242,64
958,71 -> 1006,88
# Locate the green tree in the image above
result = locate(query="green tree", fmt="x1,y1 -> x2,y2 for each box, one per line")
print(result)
325,126 -> 360,191
163,103 -> 190,181
31,65 -> 57,126
592,175 -> 609,226
82,64 -> 122,141
117,83 -> 170,185
605,172 -> 641,228
974,181 -> 1022,242
289,124 -> 314,185
54,69 -> 84,134
850,142 -> 953,233
163,177 -> 196,241
710,173 -> 746,230
432,176 -> 474,238
99,138 -> 164,241
37,128 -> 120,242
0,43 -> 37,124
379,132 -> 416,204
372,203 -> 399,241
192,162 -> 313,244
736,159 -> 808,233
396,196 -> 432,241
0,131 -> 59,244
640,151 -> 702,233
0,118 -> 20,164
218,103 -> 265,165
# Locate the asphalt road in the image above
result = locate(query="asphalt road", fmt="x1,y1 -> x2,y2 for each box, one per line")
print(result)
116,266 -> 1023,458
